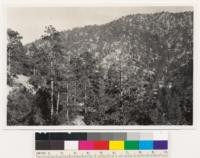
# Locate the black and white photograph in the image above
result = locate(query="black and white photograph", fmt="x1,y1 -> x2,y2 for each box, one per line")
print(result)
6,6 -> 193,126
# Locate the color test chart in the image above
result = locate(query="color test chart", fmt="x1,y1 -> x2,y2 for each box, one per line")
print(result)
34,132 -> 168,158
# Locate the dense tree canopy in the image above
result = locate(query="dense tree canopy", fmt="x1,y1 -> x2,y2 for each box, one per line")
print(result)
7,11 -> 193,125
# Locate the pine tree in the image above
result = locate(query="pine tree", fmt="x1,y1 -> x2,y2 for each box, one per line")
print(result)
7,29 -> 26,77
41,25 -> 64,119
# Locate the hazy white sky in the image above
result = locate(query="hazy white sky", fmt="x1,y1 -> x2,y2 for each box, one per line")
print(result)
7,7 -> 193,44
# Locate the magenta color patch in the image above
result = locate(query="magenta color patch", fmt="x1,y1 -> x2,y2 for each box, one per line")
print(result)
79,141 -> 94,150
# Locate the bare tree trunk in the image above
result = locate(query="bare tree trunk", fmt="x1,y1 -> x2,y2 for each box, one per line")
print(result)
74,81 -> 77,105
66,83 -> 69,123
119,59 -> 122,104
74,58 -> 77,106
33,67 -> 36,76
84,82 -> 87,104
56,92 -> 60,114
50,61 -> 54,118
119,56 -> 125,123
50,79 -> 54,117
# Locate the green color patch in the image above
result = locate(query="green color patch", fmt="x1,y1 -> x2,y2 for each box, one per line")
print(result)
125,141 -> 139,150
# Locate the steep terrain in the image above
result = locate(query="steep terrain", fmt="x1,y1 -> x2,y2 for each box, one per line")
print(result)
8,11 -> 193,125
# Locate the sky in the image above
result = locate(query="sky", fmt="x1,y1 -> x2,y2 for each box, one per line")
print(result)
7,6 -> 193,44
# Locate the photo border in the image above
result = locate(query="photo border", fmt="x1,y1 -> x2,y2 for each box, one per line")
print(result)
1,0 -> 198,130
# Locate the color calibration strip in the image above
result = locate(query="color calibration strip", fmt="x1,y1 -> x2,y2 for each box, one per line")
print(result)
35,132 -> 168,158
36,140 -> 167,150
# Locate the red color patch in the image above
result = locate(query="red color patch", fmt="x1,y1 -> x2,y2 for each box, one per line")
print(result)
93,141 -> 109,150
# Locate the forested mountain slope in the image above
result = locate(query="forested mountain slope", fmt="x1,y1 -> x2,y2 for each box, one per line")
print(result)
7,11 -> 193,125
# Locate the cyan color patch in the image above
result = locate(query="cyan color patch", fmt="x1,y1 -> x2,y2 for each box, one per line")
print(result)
139,141 -> 153,150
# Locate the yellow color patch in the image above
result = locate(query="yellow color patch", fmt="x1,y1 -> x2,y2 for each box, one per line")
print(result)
109,141 -> 124,150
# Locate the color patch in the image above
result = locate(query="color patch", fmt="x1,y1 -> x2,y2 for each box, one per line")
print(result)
64,141 -> 79,150
140,133 -> 153,140
154,141 -> 168,150
153,132 -> 168,140
87,133 -> 101,140
36,133 -> 49,140
109,141 -> 124,150
49,133 -> 87,140
98,133 -> 126,140
99,133 -> 114,140
50,141 -> 64,150
35,140 -> 50,150
126,133 -> 140,140
93,141 -> 109,150
112,133 -> 126,140
79,141 -> 94,150
125,141 -> 139,150
139,141 -> 153,150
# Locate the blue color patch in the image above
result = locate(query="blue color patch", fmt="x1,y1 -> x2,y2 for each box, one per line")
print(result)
139,141 -> 153,150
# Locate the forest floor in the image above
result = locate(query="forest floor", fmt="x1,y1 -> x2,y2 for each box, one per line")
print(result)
72,115 -> 86,125
8,74 -> 35,93
15,75 -> 35,92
